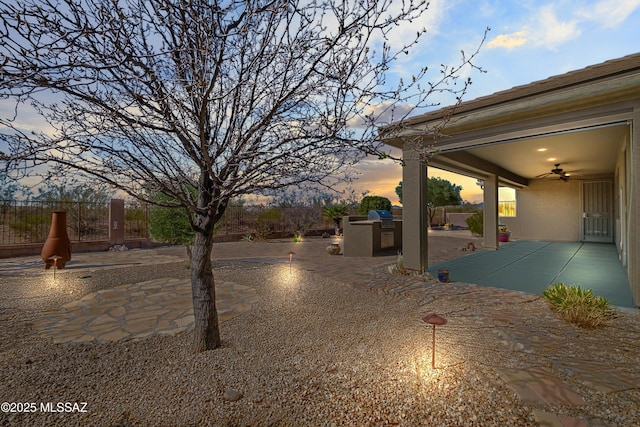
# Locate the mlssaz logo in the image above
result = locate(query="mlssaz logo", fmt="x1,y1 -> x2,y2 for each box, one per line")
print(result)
40,402 -> 88,413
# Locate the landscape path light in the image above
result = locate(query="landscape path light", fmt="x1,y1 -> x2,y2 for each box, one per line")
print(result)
288,251 -> 294,273
422,313 -> 447,369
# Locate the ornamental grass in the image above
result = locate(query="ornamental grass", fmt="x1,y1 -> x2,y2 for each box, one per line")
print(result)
542,282 -> 615,328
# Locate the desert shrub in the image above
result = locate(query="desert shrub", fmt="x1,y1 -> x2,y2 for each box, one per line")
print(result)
36,181 -> 113,239
358,196 -> 391,215
323,204 -> 349,235
149,204 -> 193,245
148,192 -> 194,257
124,202 -> 149,236
284,206 -> 321,238
542,282 -> 615,328
9,207 -> 49,240
395,251 -> 408,275
253,208 -> 282,240
466,210 -> 483,236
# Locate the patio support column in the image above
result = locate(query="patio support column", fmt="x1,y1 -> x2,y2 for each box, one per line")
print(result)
402,147 -> 428,273
628,111 -> 640,306
483,174 -> 499,250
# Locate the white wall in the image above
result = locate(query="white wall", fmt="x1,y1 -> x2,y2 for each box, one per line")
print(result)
502,179 -> 582,241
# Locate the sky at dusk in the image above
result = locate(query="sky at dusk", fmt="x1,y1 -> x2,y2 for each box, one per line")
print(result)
353,0 -> 640,205
2,1 -> 639,206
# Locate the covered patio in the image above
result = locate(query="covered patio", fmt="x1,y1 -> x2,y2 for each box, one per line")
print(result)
428,240 -> 634,308
382,53 -> 640,308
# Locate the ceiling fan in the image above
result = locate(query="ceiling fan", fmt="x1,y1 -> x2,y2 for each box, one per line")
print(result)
536,164 -> 573,181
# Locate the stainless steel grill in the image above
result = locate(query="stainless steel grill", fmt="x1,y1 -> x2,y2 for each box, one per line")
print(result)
368,210 -> 394,228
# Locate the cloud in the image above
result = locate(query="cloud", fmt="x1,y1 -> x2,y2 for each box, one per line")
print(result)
487,31 -> 528,49
373,0 -> 453,58
487,4 -> 581,51
486,0 -> 640,51
347,101 -> 416,128
350,155 -> 403,202
532,5 -> 581,48
0,99 -> 57,136
576,0 -> 640,28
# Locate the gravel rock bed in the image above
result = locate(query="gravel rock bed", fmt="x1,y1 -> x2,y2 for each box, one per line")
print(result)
1,259 -> 640,426
0,262 -> 191,354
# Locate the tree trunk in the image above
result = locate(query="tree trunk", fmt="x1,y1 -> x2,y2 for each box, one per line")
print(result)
190,224 -> 221,352
427,207 -> 435,229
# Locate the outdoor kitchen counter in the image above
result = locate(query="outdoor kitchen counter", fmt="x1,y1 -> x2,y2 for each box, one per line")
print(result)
343,218 -> 402,257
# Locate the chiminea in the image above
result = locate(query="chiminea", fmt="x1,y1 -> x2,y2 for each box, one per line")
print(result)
41,210 -> 72,269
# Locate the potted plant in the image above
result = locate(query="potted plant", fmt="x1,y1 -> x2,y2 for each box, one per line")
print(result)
498,224 -> 511,242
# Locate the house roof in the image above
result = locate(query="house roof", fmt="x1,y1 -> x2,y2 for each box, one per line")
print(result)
397,52 -> 640,127
381,53 -> 640,188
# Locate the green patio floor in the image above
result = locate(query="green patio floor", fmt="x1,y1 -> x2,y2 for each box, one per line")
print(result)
428,240 -> 635,308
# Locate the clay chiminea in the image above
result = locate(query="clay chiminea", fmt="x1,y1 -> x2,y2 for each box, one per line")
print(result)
41,210 -> 72,269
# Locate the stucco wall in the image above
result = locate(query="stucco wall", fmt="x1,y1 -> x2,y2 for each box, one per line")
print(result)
502,179 -> 582,241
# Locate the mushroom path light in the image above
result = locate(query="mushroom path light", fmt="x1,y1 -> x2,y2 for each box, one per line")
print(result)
422,313 -> 448,369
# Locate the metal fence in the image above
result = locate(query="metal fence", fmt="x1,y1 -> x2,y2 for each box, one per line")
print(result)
213,205 -> 335,238
0,200 -> 337,246
124,200 -> 150,240
0,200 -> 149,245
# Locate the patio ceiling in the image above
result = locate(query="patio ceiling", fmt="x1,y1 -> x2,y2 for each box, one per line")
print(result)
429,121 -> 629,186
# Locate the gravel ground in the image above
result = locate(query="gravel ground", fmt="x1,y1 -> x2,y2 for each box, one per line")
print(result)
1,256 -> 640,426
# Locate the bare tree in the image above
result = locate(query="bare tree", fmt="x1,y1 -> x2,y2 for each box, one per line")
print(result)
0,0 -> 485,351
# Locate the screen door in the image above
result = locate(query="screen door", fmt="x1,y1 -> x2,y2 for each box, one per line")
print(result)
582,180 -> 613,242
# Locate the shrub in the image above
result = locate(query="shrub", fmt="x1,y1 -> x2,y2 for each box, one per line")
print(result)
396,251 -> 407,275
358,195 -> 391,215
257,208 -> 282,222
466,210 -> 483,236
148,191 -> 195,258
10,208 -> 49,240
284,206 -> 321,238
125,203 -> 148,236
253,208 -> 282,240
542,282 -> 615,328
323,204 -> 349,234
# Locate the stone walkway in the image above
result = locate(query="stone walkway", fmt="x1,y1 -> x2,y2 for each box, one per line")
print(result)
31,279 -> 259,344
3,232 -> 640,427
